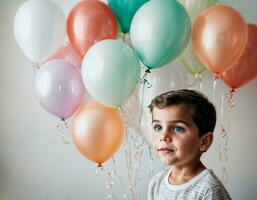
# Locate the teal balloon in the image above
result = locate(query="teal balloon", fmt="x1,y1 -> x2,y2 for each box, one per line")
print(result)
108,0 -> 149,33
81,40 -> 141,108
130,0 -> 191,69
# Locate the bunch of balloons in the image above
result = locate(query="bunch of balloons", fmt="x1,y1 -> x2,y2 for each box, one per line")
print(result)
191,4 -> 257,92
14,0 -> 257,167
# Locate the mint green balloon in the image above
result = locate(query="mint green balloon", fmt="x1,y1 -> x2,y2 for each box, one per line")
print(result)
81,40 -> 140,108
108,0 -> 149,33
130,0 -> 191,69
177,0 -> 217,76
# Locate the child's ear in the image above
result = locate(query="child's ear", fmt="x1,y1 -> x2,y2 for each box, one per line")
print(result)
199,132 -> 213,152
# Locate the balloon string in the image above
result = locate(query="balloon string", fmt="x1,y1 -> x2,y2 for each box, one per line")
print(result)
220,83 -> 225,116
187,73 -> 202,90
32,62 -> 40,74
219,124 -> 229,186
218,89 -> 235,186
111,157 -> 127,199
133,142 -> 144,190
95,157 -> 127,199
96,163 -> 117,199
226,89 -> 235,109
212,76 -> 217,101
124,131 -> 136,200
148,146 -> 155,178
57,119 -> 70,144
140,69 -> 152,88
135,69 -> 151,146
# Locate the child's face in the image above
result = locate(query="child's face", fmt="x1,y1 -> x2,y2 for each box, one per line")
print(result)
152,104 -> 202,166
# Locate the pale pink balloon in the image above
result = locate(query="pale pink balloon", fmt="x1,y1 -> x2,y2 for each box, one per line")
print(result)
41,42 -> 82,68
35,60 -> 85,120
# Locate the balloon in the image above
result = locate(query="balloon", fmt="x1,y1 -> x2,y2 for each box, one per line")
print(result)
192,4 -> 248,74
35,60 -> 85,120
219,0 -> 257,24
176,0 -> 218,76
121,62 -> 188,145
108,0 -> 149,33
42,42 -> 82,68
139,62 -> 188,113
130,0 -> 191,69
121,91 -> 153,146
13,0 -> 66,62
67,0 -> 118,58
72,103 -> 124,166
81,39 -> 140,108
222,24 -> 257,89
178,0 -> 217,21
176,42 -> 206,76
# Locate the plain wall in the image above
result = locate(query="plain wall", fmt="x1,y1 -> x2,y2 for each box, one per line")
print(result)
1,0 -> 257,199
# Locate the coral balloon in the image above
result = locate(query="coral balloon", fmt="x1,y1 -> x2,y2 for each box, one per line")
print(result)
192,4 -> 248,74
42,42 -> 82,68
67,0 -> 118,58
35,60 -> 85,120
222,24 -> 257,89
72,103 -> 124,166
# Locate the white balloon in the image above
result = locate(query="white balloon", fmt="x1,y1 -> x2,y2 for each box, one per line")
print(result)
14,0 -> 66,62
121,88 -> 153,146
122,62 -> 188,146
139,61 -> 188,113
179,0 -> 217,22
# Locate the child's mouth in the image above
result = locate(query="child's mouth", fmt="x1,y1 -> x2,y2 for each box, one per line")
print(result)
158,147 -> 175,153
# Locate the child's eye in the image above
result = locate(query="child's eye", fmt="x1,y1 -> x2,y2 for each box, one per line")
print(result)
173,126 -> 185,134
153,124 -> 162,132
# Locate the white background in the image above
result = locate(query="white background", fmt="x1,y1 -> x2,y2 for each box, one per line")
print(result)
1,0 -> 257,199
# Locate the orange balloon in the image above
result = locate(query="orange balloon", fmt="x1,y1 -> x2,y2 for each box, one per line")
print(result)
72,103 -> 124,166
67,1 -> 118,58
222,24 -> 257,89
192,4 -> 248,74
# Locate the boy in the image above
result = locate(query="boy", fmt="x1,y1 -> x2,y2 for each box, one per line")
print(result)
148,89 -> 231,200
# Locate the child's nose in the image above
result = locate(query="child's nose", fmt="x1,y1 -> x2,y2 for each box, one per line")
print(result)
159,131 -> 172,142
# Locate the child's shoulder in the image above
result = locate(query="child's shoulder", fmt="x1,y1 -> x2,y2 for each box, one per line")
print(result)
150,169 -> 170,185
201,169 -> 224,187
200,169 -> 231,199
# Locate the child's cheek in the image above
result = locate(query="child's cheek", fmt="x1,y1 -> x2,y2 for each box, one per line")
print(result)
152,135 -> 160,155
178,138 -> 199,154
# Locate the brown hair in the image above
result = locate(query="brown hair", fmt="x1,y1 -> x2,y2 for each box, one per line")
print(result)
148,89 -> 216,136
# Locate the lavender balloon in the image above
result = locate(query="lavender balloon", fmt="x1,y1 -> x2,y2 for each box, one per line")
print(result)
35,60 -> 85,120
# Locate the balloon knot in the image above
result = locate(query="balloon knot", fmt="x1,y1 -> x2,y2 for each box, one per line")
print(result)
145,69 -> 151,73
215,73 -> 223,80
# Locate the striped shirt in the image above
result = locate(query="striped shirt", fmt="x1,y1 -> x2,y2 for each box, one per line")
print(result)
148,169 -> 231,200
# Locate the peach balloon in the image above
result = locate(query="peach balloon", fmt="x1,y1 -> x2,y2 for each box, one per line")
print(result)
222,24 -> 257,89
42,42 -> 82,68
192,4 -> 248,74
72,103 -> 124,166
67,0 -> 118,58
